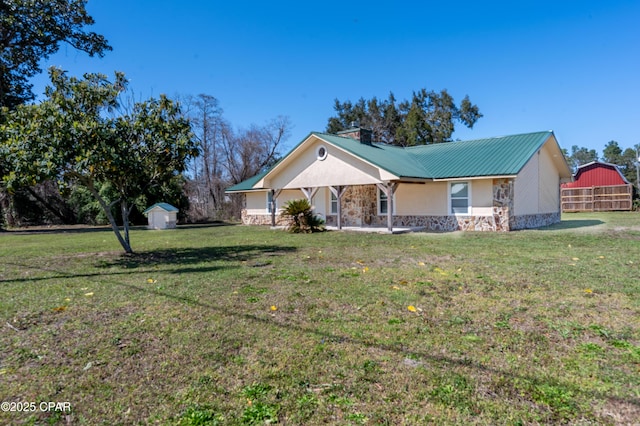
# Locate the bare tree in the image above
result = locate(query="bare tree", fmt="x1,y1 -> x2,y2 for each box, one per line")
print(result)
182,94 -> 228,219
222,115 -> 290,185
181,94 -> 291,221
221,116 -> 291,218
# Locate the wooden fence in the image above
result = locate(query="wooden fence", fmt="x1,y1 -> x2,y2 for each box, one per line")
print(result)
561,184 -> 633,212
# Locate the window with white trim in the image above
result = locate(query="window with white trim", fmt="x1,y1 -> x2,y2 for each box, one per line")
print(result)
378,188 -> 396,215
450,182 -> 470,215
330,192 -> 338,214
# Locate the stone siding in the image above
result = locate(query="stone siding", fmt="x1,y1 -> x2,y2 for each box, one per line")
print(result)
240,210 -> 290,226
512,212 -> 561,230
341,185 -> 377,226
492,178 -> 515,231
327,213 -> 559,232
371,215 -> 501,231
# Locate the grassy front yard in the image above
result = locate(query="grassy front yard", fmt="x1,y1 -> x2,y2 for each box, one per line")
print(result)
1,213 -> 639,425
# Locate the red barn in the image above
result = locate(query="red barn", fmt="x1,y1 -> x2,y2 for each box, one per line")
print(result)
561,161 -> 632,211
562,161 -> 630,188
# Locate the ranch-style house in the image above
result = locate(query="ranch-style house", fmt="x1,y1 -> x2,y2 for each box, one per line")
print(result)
226,128 -> 572,232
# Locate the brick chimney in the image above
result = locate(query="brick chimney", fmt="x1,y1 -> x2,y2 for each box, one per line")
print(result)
336,127 -> 373,145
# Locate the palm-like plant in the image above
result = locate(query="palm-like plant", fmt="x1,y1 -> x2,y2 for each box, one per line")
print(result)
280,199 -> 325,233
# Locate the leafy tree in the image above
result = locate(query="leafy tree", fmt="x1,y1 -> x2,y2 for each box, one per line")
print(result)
326,89 -> 482,146
0,68 -> 197,252
600,140 -> 640,187
566,145 -> 598,172
621,147 -> 640,189
0,0 -> 111,109
602,141 -> 623,165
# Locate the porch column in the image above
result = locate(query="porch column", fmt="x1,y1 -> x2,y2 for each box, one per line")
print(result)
270,189 -> 282,227
329,185 -> 348,230
376,182 -> 398,232
300,187 -> 318,204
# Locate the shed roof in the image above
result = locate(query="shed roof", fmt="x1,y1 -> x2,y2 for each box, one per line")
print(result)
143,203 -> 179,214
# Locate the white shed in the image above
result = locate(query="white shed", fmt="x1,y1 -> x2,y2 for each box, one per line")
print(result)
143,203 -> 178,230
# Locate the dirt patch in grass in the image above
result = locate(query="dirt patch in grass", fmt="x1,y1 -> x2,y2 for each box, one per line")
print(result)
598,399 -> 640,424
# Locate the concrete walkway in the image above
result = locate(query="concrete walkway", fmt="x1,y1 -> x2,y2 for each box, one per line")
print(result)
269,225 -> 425,234
324,225 -> 425,234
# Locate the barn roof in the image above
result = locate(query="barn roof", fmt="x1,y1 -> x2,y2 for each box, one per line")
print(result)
563,160 -> 630,188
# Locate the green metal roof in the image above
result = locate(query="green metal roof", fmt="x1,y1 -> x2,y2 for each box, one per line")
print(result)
406,131 -> 555,179
311,132 -> 430,179
225,168 -> 271,192
225,130 -> 561,191
143,202 -> 178,213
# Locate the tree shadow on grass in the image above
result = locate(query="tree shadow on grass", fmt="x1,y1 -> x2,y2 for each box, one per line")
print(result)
1,245 -> 296,284
1,225 -> 116,235
0,221 -> 237,235
107,245 -> 296,269
535,219 -> 605,231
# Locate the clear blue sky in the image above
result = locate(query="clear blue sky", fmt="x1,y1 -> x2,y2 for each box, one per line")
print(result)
31,0 -> 640,156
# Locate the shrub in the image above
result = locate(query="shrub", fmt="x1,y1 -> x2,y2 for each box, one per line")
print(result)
280,199 -> 325,233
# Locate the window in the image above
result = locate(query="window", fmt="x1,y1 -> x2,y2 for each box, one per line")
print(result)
450,182 -> 470,215
378,188 -> 396,215
330,192 -> 338,214
317,145 -> 328,161
266,191 -> 276,213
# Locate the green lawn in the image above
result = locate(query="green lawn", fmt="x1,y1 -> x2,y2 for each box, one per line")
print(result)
1,213 -> 639,425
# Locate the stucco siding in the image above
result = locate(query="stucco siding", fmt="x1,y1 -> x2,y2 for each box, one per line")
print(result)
395,184 -> 426,215
244,189 -> 302,216
470,179 -> 493,215
265,138 -> 391,189
395,181 -> 496,216
311,187 -> 329,219
245,191 -> 267,215
422,182 -> 449,215
278,189 -> 304,207
538,144 -> 561,213
393,182 -> 449,216
514,152 -> 540,215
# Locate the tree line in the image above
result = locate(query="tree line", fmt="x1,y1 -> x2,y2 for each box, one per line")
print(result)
326,90 -> 482,147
